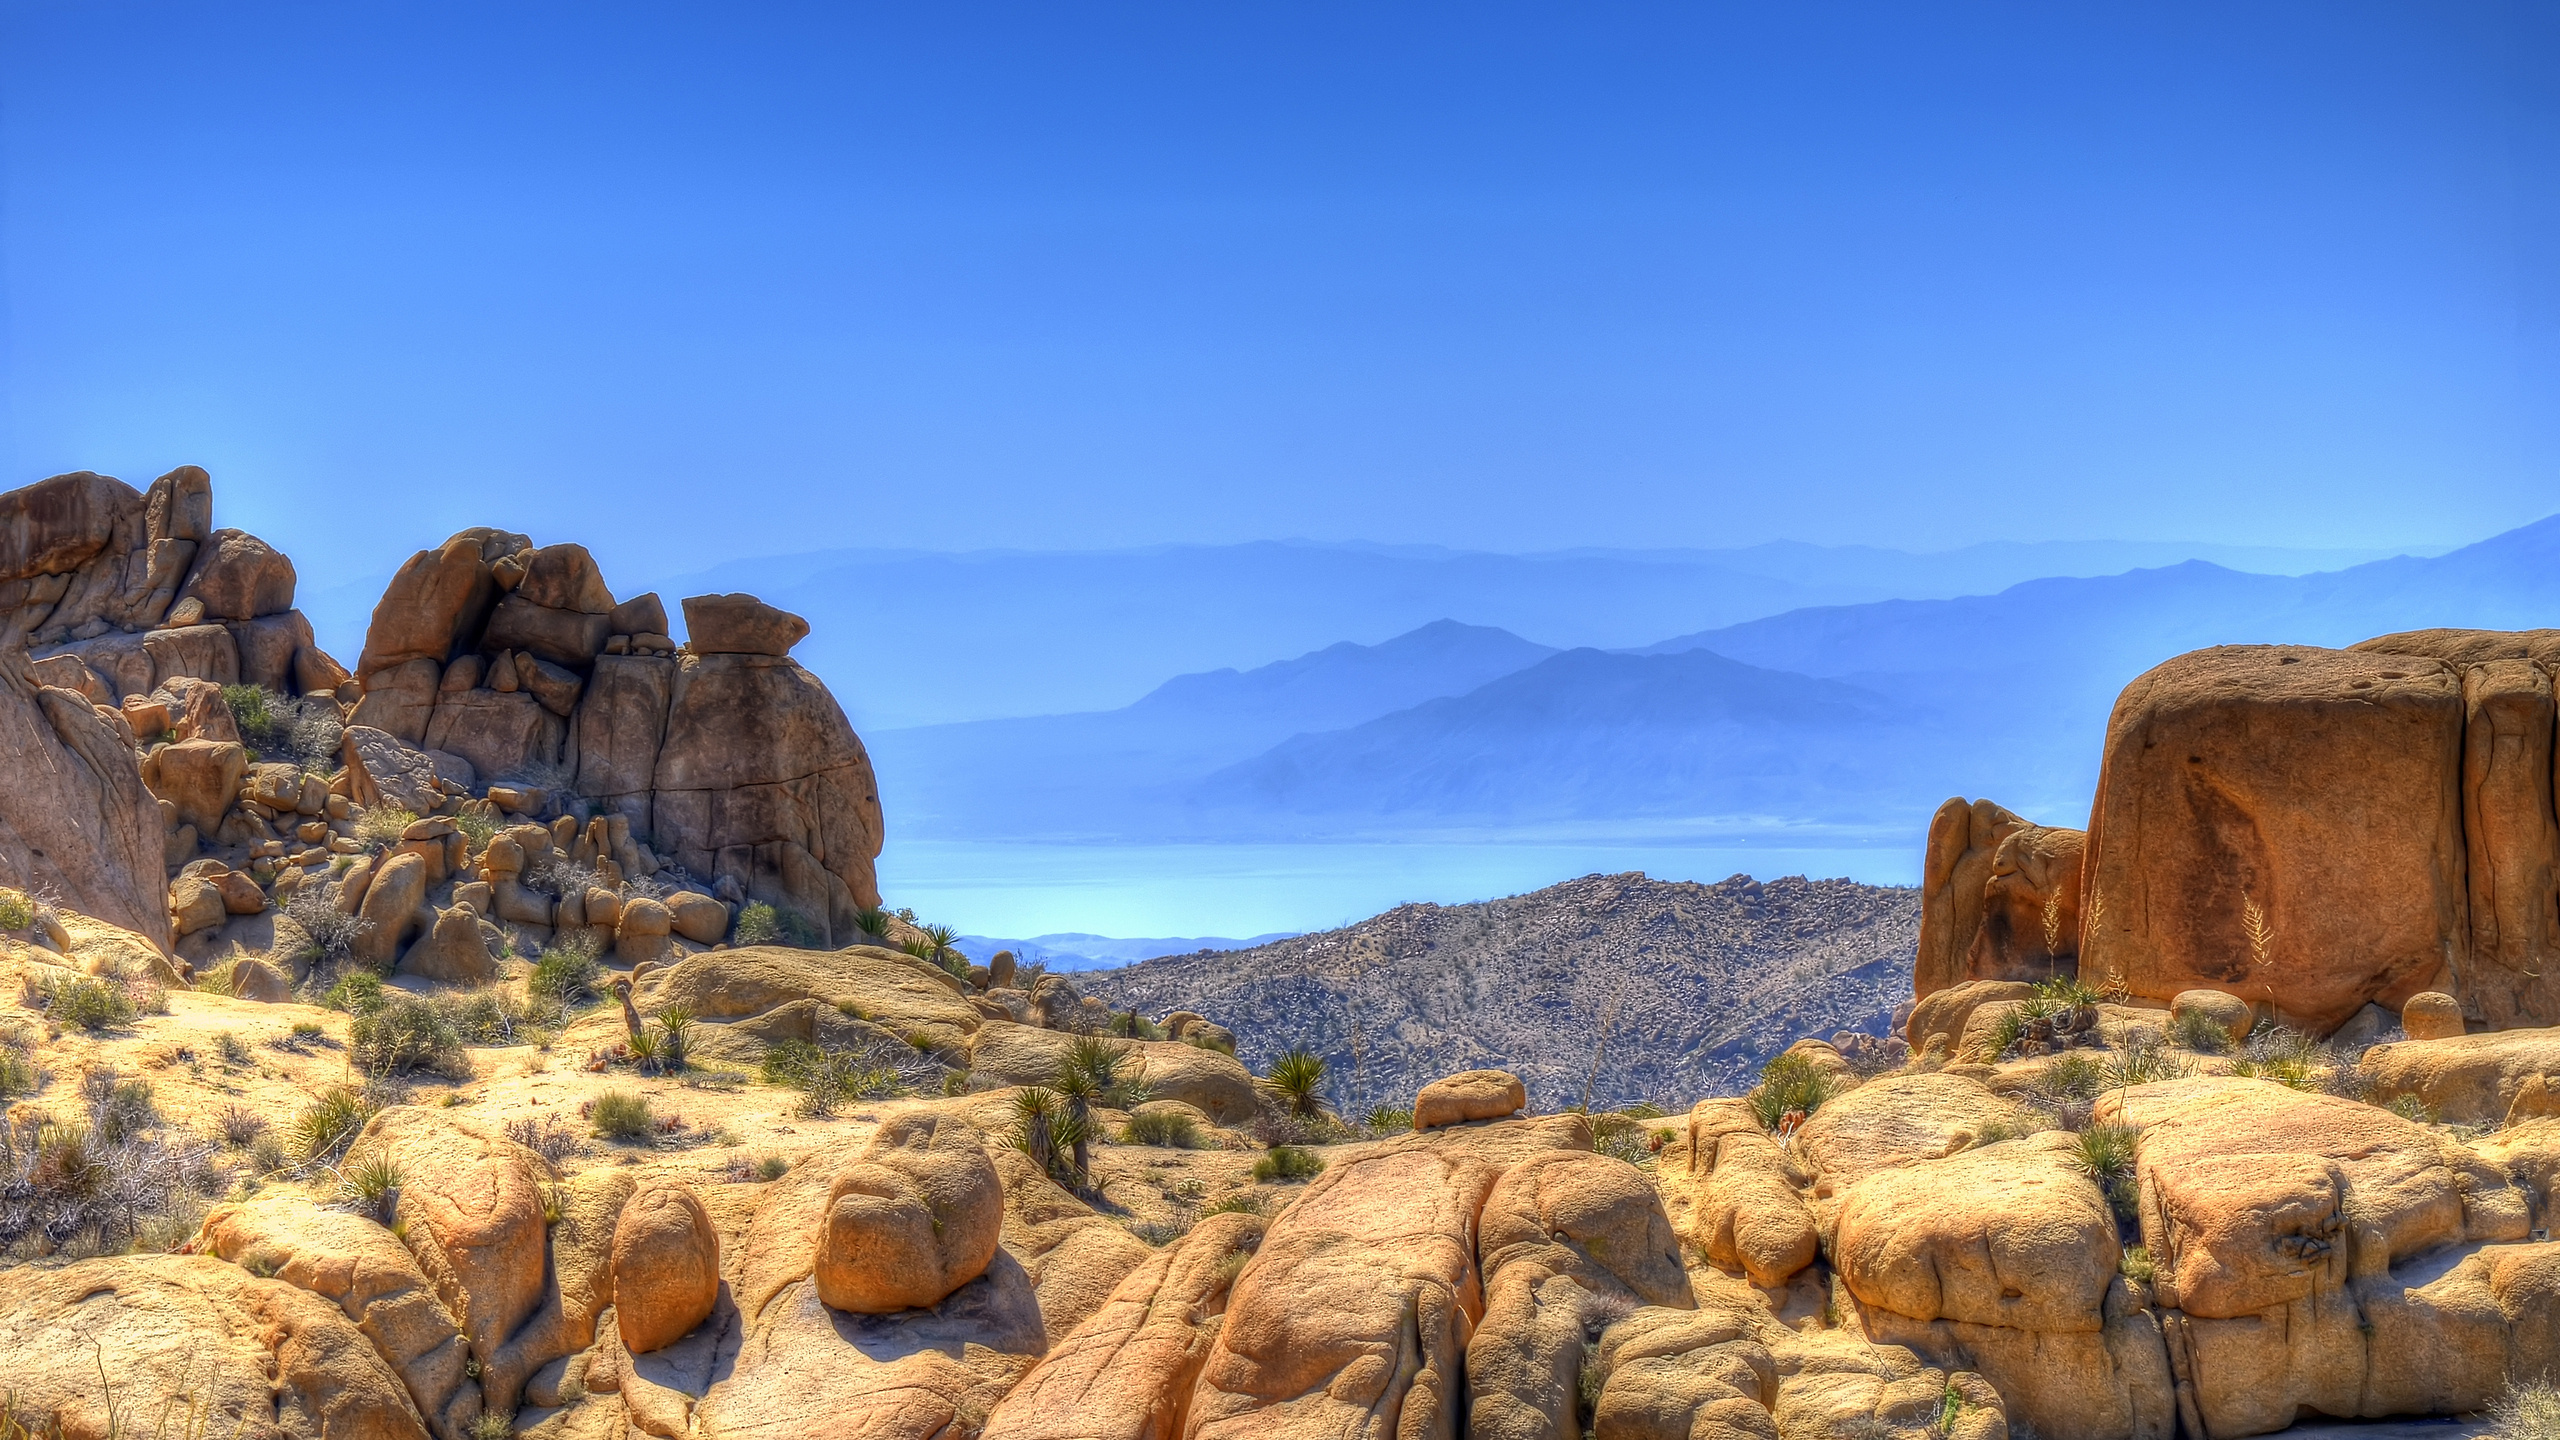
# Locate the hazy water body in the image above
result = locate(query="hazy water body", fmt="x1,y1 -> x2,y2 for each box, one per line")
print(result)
875,836 -> 1921,939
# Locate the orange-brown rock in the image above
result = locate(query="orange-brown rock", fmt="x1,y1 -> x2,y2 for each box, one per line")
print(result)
1661,1098 -> 1818,1288
1414,1067 -> 1527,1128
2356,1027 -> 2560,1125
1905,979 -> 2035,1054
175,527 -> 296,620
0,1254 -> 430,1440
355,528 -> 529,684
682,592 -> 810,657
612,1181 -> 721,1353
1184,1118 -> 1587,1437
1967,822 -> 2083,984
2079,645 -> 2469,1033
2402,989 -> 2465,1040
1919,798 -> 2031,998
815,1113 -> 1004,1314
1,663 -> 173,947
981,1212 -> 1265,1440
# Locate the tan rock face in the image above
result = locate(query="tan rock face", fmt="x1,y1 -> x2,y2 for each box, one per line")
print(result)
0,1254 -> 430,1440
1415,1067 -> 1528,1128
968,1022 -> 1259,1126
815,1114 -> 1005,1314
2169,989 -> 2252,1045
1663,1098 -> 1818,1288
2,670 -> 173,947
612,1182 -> 721,1354
1793,1072 -> 2018,1193
1967,822 -> 2083,984
399,902 -> 500,985
2357,1027 -> 2560,1124
2080,645 -> 2470,1032
1918,798 -> 2028,998
357,528 -> 528,681
1906,979 -> 2035,1054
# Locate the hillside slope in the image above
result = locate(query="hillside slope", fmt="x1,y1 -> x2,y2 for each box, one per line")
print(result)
1083,871 -> 1917,1113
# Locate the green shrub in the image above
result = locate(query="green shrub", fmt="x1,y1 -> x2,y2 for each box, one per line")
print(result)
2071,1123 -> 2142,1227
41,973 -> 136,1032
2168,1007 -> 2233,1054
1059,1034 -> 1149,1109
2038,1051 -> 2108,1102
216,1030 -> 254,1066
756,1155 -> 788,1182
2385,1093 -> 2435,1125
0,889 -> 32,932
1252,1145 -> 1324,1183
85,1070 -> 157,1144
453,809 -> 497,849
1009,1085 -> 1090,1188
652,1004 -> 696,1070
2103,1038 -> 2194,1091
339,1154 -> 405,1218
1202,1190 -> 1272,1217
590,1089 -> 654,1141
2119,1246 -> 2157,1283
1747,1051 -> 1838,1132
324,970 -> 388,1014
352,806 -> 417,850
1261,1047 -> 1331,1120
1122,1108 -> 1205,1149
221,684 -> 279,749
468,1409 -> 516,1440
294,1087 -> 377,1165
760,1038 -> 910,1114
0,1040 -> 39,1101
218,1103 -> 268,1147
1362,1104 -> 1415,1133
351,993 -> 470,1078
849,905 -> 896,943
528,938 -> 602,1007
1109,1009 -> 1166,1040
734,900 -> 820,949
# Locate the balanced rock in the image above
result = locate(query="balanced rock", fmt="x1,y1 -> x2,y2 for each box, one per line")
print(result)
2402,990 -> 2465,1040
175,527 -> 296,620
1415,1068 -> 1527,1128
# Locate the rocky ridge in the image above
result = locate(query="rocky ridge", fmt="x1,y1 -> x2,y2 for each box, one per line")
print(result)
1087,872 -> 1920,1112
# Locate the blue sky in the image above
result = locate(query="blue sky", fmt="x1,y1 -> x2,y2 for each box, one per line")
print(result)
3,2 -> 2554,588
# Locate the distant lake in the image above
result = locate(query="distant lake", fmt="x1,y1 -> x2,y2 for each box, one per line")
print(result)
875,833 -> 1922,940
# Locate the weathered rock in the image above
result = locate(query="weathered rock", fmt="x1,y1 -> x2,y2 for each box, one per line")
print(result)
0,1254 -> 429,1440
1662,1098 -> 1819,1288
175,527 -> 296,619
664,889 -> 728,943
0,671 -> 181,947
511,650 -> 583,717
350,656 -> 442,743
199,1197 -> 481,1440
356,528 -> 528,681
228,954 -> 292,1001
2357,1027 -> 2560,1124
612,1181 -> 720,1353
1967,822 -> 2084,983
343,725 -> 451,814
681,592 -> 810,656
170,874 -> 227,935
1466,1150 -> 1692,1439
353,851 -> 429,967
2403,989 -> 2465,1040
1415,1067 -> 1528,1128
2078,645 -> 2480,1033
987,1146 -> 1156,1344
815,1113 -> 1005,1314
1905,979 -> 2034,1054
1919,798 -> 2031,999
1186,1118 -> 1589,1435
346,1109 -> 564,1417
142,622 -> 241,687
980,1212 -> 1266,1440
648,649 -> 885,938
422,687 -> 561,783
1587,1308 -> 1781,1440
1792,1072 -> 2018,1193
399,902 -> 500,985
608,591 -> 667,639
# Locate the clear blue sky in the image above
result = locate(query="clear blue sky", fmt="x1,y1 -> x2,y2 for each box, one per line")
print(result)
3,2 -> 2553,587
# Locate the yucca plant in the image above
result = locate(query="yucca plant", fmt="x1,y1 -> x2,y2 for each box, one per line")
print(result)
339,1154 -> 405,1220
1262,1047 -> 1332,1121
1748,1051 -> 1837,1133
920,923 -> 965,976
294,1087 -> 376,1166
851,905 -> 896,943
652,1004 -> 695,1071
1051,1036 -> 1140,1183
1010,1086 -> 1086,1188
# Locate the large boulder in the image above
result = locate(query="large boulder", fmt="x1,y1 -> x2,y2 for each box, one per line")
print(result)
175,527 -> 296,619
398,902 -> 500,985
1918,798 -> 2030,999
1661,1097 -> 1819,1288
611,1181 -> 721,1353
141,735 -> 248,834
2099,1077 -> 2554,1439
2080,645 -> 2476,1033
967,1021 -> 1257,1125
1906,979 -> 2035,1055
1186,1117 -> 1590,1434
814,1114 -> 1004,1314
481,543 -> 614,668
354,852 -> 430,967
198,1197 -> 481,1440
980,1212 -> 1266,1440
0,1254 -> 429,1440
0,665 -> 172,947
355,528 -> 528,682
1792,1071 -> 2019,1192
421,687 -> 561,783
2357,1027 -> 2560,1125
647,649 -> 885,938
1415,1067 -> 1528,1128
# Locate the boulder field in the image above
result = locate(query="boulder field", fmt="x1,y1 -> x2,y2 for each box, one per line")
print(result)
0,468 -> 2557,1440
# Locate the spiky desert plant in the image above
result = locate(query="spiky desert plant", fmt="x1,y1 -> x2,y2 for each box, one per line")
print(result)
1748,1051 -> 1837,1133
1261,1047 -> 1332,1121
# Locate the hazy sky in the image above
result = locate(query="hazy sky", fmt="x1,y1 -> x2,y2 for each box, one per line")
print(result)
4,2 -> 2554,587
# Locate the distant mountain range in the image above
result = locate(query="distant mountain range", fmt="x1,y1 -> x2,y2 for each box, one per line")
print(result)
870,513 -> 2559,840
955,932 -> 1300,973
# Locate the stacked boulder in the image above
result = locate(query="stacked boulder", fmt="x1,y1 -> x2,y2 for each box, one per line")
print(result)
353,528 -> 882,945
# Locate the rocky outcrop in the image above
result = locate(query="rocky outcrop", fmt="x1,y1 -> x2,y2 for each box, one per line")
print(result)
0,659 -> 171,946
1414,1066 -> 1528,1128
611,1182 -> 721,1354
1920,799 -> 2085,998
350,527 -> 883,939
814,1114 -> 1004,1314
